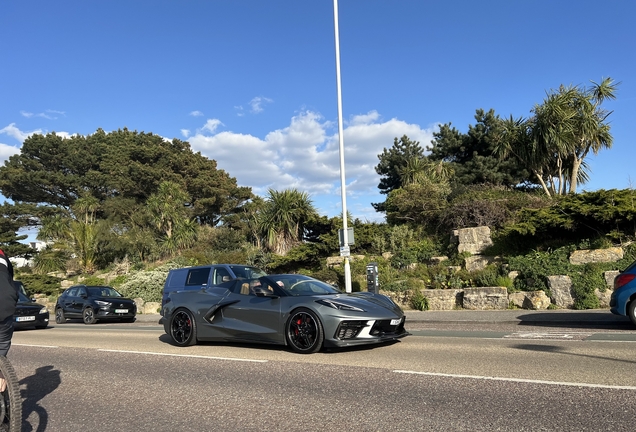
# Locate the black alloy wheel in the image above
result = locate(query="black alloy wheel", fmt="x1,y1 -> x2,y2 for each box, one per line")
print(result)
285,308 -> 324,354
83,307 -> 97,324
55,308 -> 66,324
170,309 -> 197,347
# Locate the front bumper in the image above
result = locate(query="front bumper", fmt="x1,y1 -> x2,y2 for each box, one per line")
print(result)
324,316 -> 410,348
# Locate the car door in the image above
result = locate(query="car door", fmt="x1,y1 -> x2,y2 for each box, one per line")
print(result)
220,279 -> 283,344
61,287 -> 80,317
72,287 -> 89,316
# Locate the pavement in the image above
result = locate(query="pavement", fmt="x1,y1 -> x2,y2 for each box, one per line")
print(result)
134,308 -> 633,327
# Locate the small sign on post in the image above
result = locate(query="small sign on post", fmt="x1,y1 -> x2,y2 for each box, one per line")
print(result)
339,245 -> 350,257
338,228 -> 354,246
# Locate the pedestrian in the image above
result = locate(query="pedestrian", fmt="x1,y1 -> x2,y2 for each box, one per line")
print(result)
0,248 -> 17,391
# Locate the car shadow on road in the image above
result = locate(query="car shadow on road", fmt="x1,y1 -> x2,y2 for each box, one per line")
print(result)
157,333 -> 402,354
20,365 -> 61,432
516,312 -> 633,330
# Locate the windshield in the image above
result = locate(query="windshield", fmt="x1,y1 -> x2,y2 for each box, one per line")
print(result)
17,291 -> 31,302
267,275 -> 341,296
87,286 -> 123,298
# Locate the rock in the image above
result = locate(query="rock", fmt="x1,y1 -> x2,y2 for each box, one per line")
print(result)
451,226 -> 493,255
462,287 -> 508,310
465,256 -> 499,272
508,271 -> 519,281
569,247 -> 624,265
595,288 -> 612,308
604,270 -> 620,288
548,275 -> 574,308
142,302 -> 161,314
430,256 -> 448,265
421,289 -> 463,310
326,255 -> 366,267
382,252 -> 393,260
509,290 -> 551,310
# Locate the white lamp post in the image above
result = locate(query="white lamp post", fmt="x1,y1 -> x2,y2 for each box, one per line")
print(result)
333,0 -> 352,293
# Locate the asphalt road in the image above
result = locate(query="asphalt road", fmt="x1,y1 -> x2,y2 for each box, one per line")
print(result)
7,312 -> 636,431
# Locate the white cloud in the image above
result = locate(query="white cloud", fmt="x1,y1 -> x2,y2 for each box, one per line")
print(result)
249,97 -> 273,114
189,110 -> 204,117
181,129 -> 190,138
0,143 -> 20,164
200,119 -> 224,134
0,123 -> 43,143
20,109 -> 65,119
188,110 -> 436,220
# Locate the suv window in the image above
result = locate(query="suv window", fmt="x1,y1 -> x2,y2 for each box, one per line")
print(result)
185,268 -> 211,286
228,265 -> 267,279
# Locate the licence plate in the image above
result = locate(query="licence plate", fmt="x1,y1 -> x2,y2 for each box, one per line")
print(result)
390,318 -> 402,326
115,309 -> 128,314
17,316 -> 35,322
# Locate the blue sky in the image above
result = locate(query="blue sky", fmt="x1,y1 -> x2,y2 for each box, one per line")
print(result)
1,0 -> 635,227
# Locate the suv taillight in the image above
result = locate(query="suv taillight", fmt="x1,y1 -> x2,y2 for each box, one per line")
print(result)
615,273 -> 636,289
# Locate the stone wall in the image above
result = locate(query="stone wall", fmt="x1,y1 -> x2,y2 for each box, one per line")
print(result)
329,241 -> 626,311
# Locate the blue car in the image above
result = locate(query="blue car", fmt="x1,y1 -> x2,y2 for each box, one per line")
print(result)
610,260 -> 636,324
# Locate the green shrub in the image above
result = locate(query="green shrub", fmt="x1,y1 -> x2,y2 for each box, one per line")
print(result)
410,290 -> 429,311
81,275 -> 108,286
14,274 -> 63,296
117,269 -> 172,302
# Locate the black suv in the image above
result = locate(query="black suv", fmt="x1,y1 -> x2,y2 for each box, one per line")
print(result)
55,285 -> 136,324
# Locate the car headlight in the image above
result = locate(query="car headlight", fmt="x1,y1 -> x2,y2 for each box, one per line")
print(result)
95,300 -> 111,307
317,299 -> 365,312
39,307 -> 48,314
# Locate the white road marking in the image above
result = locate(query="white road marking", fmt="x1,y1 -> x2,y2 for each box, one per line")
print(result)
13,344 -> 59,348
98,349 -> 268,363
393,370 -> 636,390
504,332 -> 592,340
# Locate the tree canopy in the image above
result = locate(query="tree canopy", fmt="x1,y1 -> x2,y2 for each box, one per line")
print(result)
428,109 -> 531,187
0,128 -> 252,225
372,135 -> 425,212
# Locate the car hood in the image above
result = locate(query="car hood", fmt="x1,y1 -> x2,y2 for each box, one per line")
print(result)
318,292 -> 404,315
94,296 -> 135,304
16,301 -> 45,313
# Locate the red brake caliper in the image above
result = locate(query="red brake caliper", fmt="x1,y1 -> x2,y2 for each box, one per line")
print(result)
295,318 -> 302,335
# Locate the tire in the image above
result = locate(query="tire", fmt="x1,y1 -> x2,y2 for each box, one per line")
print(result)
55,308 -> 66,324
82,307 -> 97,325
627,299 -> 636,326
0,355 -> 22,432
169,309 -> 197,347
285,308 -> 324,354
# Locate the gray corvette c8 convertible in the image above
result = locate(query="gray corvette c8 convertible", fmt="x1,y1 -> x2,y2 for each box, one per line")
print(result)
163,274 -> 409,353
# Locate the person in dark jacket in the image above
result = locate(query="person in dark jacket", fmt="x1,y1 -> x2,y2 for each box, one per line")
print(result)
0,248 -> 16,354
0,248 -> 16,391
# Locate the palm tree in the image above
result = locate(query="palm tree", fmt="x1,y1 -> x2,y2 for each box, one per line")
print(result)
533,77 -> 617,194
147,181 -> 197,256
495,78 -> 618,196
258,189 -> 317,256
